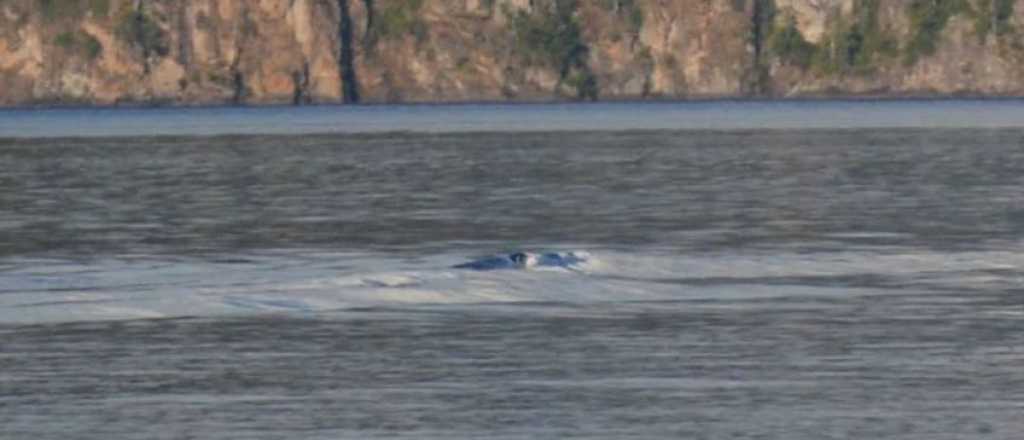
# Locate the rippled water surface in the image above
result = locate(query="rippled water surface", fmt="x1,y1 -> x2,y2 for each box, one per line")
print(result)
1,102 -> 1023,439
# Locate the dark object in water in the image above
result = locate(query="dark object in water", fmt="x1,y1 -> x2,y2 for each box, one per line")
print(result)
454,252 -> 586,271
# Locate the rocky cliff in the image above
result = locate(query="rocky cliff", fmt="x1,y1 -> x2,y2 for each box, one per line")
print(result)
1,0 -> 1022,106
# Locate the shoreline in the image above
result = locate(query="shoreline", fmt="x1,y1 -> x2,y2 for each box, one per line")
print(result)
4,94 -> 1024,112
4,126 -> 1024,144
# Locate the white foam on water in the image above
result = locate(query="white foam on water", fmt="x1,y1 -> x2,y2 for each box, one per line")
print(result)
1,248 -> 1020,325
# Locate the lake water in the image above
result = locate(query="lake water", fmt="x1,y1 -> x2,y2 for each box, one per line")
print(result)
4,99 -> 1024,138
1,101 -> 1023,439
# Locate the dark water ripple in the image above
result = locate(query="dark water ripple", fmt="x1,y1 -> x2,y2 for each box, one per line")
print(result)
2,293 -> 1021,439
2,129 -> 1024,258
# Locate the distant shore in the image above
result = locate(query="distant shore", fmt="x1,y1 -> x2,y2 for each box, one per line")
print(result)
5,93 -> 1024,111
4,1 -> 1024,109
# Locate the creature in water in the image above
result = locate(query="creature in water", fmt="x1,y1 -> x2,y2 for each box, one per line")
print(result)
453,252 -> 586,270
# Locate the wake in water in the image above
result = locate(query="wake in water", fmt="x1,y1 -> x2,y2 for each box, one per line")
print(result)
3,248 -> 1022,325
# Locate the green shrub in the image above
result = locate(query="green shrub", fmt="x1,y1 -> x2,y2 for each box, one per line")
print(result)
207,72 -> 230,86
777,0 -> 895,74
994,0 -> 1015,35
975,0 -> 994,39
847,0 -> 876,65
628,6 -> 644,32
509,0 -> 586,70
904,0 -> 968,65
565,69 -> 598,100
371,0 -> 425,40
509,0 -> 597,99
974,0 -> 1015,41
55,31 -> 75,48
38,0 -> 110,21
841,0 -> 896,70
116,7 -> 168,58
53,30 -> 103,60
770,18 -> 815,68
81,32 -> 102,59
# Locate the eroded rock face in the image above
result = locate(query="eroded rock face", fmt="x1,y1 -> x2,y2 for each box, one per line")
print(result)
0,0 -> 1022,106
765,0 -> 1024,97
635,0 -> 752,98
774,0 -> 853,43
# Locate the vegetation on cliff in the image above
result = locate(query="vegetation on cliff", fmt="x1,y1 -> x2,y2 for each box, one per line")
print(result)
37,0 -> 109,21
508,0 -> 598,100
54,29 -> 102,60
114,5 -> 168,61
598,0 -> 644,36
363,0 -> 427,47
768,0 -> 897,74
770,17 -> 815,69
974,0 -> 1017,40
767,0 -> 1019,73
904,0 -> 969,65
